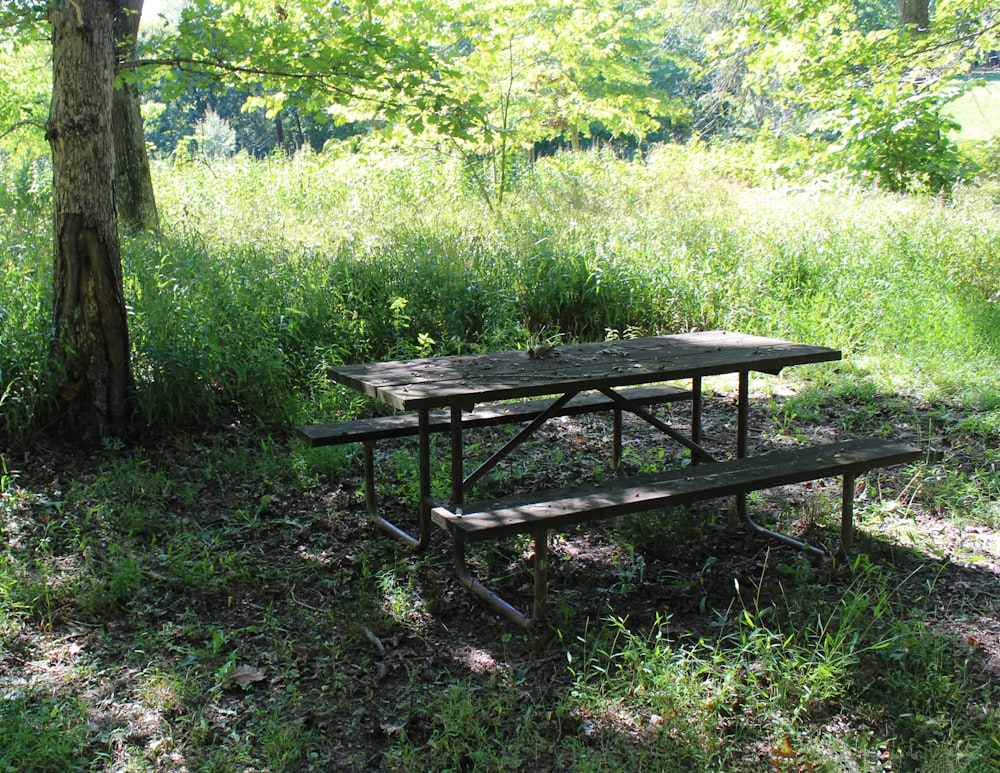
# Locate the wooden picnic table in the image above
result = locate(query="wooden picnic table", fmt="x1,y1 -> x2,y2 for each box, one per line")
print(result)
331,330 -> 840,410
321,330 -> 923,626
327,330 -> 842,550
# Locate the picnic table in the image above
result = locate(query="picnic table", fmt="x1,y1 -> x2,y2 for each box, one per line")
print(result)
308,330 -> 920,626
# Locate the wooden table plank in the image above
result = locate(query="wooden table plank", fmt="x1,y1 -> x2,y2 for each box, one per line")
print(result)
329,331 -> 840,410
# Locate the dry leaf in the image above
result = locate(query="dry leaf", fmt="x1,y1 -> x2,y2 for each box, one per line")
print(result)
772,736 -> 797,758
224,664 -> 267,690
379,720 -> 406,736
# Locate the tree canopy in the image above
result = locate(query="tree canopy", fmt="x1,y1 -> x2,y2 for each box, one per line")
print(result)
710,0 -> 997,190
8,0 -> 995,190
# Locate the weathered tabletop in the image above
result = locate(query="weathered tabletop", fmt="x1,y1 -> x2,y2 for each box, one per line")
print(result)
328,330 -> 842,411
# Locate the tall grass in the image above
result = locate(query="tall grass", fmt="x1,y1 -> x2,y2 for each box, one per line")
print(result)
560,557 -> 997,771
1,145 -> 998,436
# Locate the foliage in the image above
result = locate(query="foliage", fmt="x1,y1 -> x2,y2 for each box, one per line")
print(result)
4,0 -> 996,183
127,0 -> 697,206
136,0 -> 474,139
0,692 -> 97,771
709,0 -> 995,191
563,556 -> 999,770
190,106 -> 236,160
136,26 -> 346,158
335,0 -> 688,208
0,40 -> 49,159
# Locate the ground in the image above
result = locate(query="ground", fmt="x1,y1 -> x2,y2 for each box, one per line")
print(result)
1,376 -> 998,771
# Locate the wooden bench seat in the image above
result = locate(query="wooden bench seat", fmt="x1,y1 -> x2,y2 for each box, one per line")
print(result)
432,438 -> 921,627
295,383 -> 690,446
296,384 -> 691,523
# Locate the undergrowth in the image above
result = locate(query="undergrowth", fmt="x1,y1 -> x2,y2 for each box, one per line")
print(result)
2,147 -> 998,436
1,146 -> 999,771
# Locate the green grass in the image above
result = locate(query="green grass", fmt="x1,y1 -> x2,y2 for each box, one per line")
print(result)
568,590 -> 994,771
1,145 -> 1000,770
948,72 -> 1000,143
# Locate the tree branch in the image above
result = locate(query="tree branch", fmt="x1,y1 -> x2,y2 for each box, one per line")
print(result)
0,120 -> 46,140
123,55 -> 448,112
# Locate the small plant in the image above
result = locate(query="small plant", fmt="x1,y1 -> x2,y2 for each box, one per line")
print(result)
191,108 -> 237,161
378,566 -> 427,626
0,692 -> 99,772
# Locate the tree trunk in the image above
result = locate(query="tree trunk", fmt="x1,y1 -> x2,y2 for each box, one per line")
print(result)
113,0 -> 159,231
112,79 -> 159,230
569,125 -> 581,152
47,0 -> 134,442
898,0 -> 929,31
275,116 -> 288,155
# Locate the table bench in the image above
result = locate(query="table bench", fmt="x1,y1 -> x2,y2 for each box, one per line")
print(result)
432,438 -> 921,628
296,383 -> 690,532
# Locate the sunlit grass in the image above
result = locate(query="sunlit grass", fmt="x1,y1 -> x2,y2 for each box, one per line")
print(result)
1,146 -> 1000,770
947,72 -> 1000,143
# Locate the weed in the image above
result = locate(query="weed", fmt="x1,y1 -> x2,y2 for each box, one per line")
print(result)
0,691 -> 100,772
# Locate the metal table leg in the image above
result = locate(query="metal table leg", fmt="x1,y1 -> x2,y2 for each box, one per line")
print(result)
450,528 -> 551,629
411,407 -> 432,550
691,376 -> 703,465
737,370 -> 749,522
450,404 -> 464,510
367,408 -> 434,550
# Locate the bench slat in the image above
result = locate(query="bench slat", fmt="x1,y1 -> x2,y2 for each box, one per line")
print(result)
295,384 -> 690,446
433,439 -> 921,541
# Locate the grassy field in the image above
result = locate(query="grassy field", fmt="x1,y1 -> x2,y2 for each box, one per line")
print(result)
1,147 -> 999,770
949,71 -> 1000,142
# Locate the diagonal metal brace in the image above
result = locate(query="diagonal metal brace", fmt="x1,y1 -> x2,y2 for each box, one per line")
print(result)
460,392 -> 581,494
598,386 -> 717,464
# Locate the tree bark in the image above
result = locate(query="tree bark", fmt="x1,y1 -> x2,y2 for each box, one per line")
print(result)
275,115 -> 288,155
898,0 -> 929,31
47,0 -> 134,442
112,79 -> 159,230
113,0 -> 159,231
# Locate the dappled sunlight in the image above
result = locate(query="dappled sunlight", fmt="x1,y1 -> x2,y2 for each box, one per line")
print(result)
451,645 -> 500,676
0,383 -> 997,768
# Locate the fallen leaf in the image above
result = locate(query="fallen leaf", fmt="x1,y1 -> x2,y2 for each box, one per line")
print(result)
772,736 -> 797,758
379,720 -> 406,736
224,664 -> 267,690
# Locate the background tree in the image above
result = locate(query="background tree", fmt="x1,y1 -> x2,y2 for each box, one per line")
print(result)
710,0 -> 996,190
148,0 -> 468,138
899,0 -> 930,31
113,0 -> 159,230
330,0 -> 686,209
